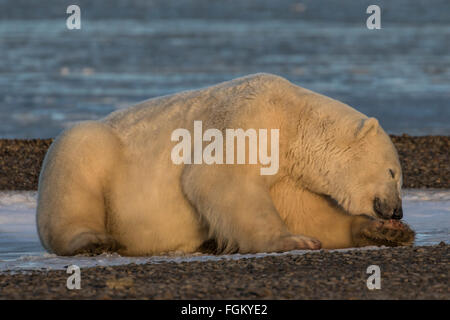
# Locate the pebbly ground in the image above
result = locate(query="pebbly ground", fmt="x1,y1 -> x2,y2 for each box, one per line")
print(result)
0,243 -> 448,299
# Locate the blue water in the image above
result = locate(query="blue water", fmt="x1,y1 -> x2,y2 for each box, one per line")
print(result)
0,0 -> 449,138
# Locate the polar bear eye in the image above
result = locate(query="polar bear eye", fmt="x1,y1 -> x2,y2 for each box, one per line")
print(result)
389,169 -> 395,178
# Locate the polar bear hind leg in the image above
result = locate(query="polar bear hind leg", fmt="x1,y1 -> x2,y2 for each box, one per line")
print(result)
36,121 -> 123,256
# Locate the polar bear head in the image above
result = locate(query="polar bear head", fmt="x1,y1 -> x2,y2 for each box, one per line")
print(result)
295,116 -> 403,220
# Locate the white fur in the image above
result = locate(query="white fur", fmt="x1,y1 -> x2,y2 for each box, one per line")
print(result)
36,73 -> 403,255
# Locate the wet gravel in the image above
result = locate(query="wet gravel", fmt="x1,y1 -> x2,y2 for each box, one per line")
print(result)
0,243 -> 447,299
0,135 -> 448,190
391,135 -> 449,189
0,139 -> 52,190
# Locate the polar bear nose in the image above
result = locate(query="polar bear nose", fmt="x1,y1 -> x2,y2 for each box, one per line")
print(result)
374,197 -> 403,220
392,206 -> 403,220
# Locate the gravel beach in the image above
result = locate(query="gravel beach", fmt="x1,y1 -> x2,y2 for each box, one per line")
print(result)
0,243 -> 447,299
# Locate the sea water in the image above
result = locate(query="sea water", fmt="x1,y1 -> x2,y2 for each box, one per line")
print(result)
1,1 -> 450,138
0,190 -> 448,272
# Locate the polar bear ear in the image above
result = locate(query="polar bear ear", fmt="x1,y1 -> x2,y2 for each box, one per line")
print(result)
355,117 -> 379,139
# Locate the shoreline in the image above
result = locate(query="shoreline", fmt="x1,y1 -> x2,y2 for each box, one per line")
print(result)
0,135 -> 449,190
0,243 -> 447,299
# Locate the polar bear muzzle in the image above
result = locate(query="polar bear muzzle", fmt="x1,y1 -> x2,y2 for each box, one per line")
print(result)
373,197 -> 403,220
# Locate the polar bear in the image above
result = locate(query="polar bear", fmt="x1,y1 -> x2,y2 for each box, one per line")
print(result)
36,73 -> 414,256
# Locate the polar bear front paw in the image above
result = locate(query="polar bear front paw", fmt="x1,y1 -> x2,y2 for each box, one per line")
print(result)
355,219 -> 415,247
